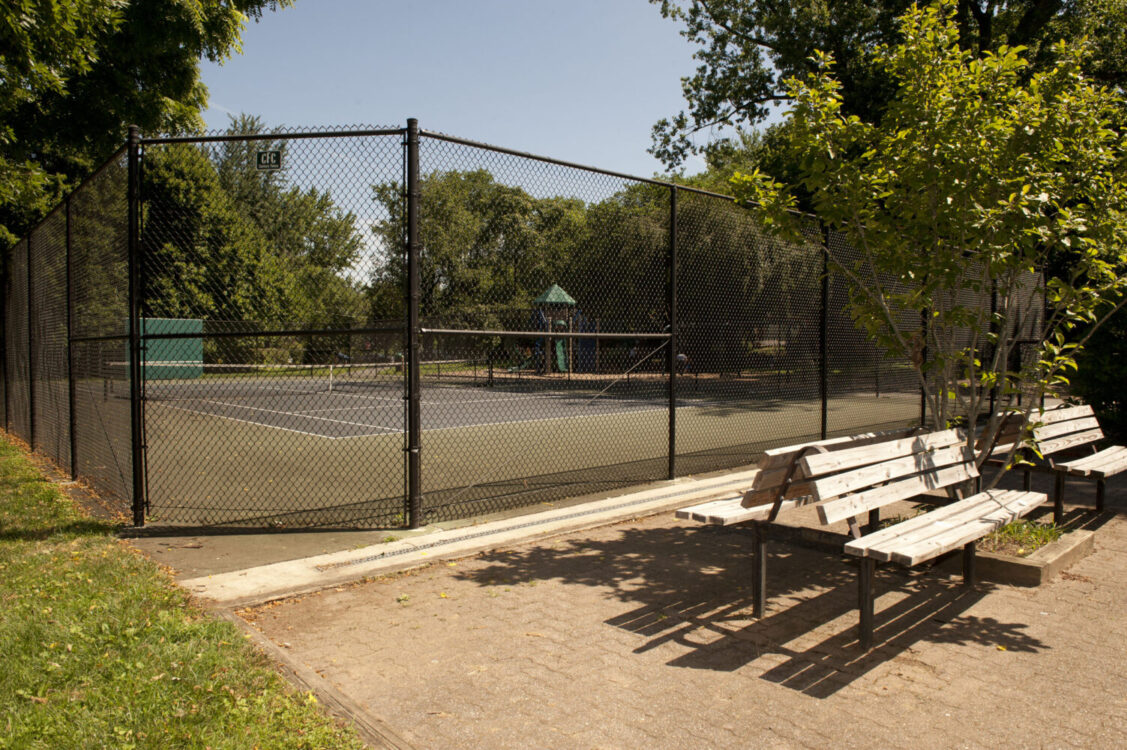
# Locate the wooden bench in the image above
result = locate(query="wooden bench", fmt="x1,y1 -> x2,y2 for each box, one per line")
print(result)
678,428 -> 1046,649
989,404 -> 1126,522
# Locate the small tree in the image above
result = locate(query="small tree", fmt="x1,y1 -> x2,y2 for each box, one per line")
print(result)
733,0 -> 1127,471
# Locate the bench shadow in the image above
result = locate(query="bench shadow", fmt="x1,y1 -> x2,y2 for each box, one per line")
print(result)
455,521 -> 1049,698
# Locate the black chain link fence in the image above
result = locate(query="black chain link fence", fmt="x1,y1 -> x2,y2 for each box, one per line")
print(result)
1,121 -> 1040,529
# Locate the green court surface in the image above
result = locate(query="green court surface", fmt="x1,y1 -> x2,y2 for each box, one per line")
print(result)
142,390 -> 919,527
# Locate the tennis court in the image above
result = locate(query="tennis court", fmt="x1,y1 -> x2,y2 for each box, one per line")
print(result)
4,123 -> 975,530
134,355 -> 921,527
137,361 -> 795,439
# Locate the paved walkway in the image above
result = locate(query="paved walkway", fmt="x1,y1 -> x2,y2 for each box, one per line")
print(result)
238,474 -> 1127,749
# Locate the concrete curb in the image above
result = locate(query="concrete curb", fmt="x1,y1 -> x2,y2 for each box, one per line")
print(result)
974,529 -> 1095,587
182,469 -> 760,608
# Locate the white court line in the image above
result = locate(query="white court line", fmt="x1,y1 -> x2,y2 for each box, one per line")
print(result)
157,402 -> 380,440
198,399 -> 401,432
329,403 -> 676,440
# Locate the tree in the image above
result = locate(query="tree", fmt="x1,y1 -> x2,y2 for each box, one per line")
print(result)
211,115 -> 366,328
368,170 -> 586,328
650,0 -> 1127,169
0,0 -> 294,244
733,0 -> 1127,469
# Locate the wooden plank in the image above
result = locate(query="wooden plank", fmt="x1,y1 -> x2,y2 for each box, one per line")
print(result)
675,496 -> 744,523
1058,445 -> 1126,474
757,427 -> 921,471
809,444 -> 973,502
817,462 -> 980,525
887,491 -> 1045,566
1037,428 -> 1104,457
843,490 -> 1013,557
677,494 -> 819,525
1032,416 -> 1101,443
1089,451 -> 1127,478
1061,446 -> 1127,478
741,475 -> 815,507
799,429 -> 964,478
1032,404 -> 1094,425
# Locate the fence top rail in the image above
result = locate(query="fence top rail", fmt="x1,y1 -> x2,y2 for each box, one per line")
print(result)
419,128 -> 728,198
140,127 -> 406,146
420,327 -> 671,340
419,127 -> 820,223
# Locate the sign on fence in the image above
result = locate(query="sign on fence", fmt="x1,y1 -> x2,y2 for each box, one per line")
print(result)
256,150 -> 282,170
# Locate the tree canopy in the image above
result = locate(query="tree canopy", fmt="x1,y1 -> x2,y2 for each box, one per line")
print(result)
651,0 -> 1127,169
0,0 -> 294,244
733,0 -> 1127,465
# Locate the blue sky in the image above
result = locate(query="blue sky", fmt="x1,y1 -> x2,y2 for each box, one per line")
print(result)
200,0 -> 711,179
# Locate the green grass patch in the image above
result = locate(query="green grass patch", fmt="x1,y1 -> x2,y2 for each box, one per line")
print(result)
0,439 -> 364,749
980,519 -> 1063,558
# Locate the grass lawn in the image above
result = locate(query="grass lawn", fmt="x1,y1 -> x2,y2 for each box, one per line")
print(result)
0,437 -> 364,749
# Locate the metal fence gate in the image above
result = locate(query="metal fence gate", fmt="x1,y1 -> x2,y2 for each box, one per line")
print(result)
2,120 -> 982,529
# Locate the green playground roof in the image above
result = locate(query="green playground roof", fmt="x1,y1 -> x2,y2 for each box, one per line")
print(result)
534,283 -> 576,306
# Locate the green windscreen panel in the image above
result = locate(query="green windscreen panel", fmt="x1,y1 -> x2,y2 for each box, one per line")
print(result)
141,318 -> 203,379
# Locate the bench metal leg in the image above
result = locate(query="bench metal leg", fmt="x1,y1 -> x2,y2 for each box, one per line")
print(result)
858,557 -> 875,651
1022,469 -> 1031,492
963,541 -> 976,587
866,508 -> 880,535
1053,472 -> 1065,525
751,524 -> 766,619
1097,478 -> 1106,513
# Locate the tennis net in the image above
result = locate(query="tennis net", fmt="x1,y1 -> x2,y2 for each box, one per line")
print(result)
105,359 -> 480,401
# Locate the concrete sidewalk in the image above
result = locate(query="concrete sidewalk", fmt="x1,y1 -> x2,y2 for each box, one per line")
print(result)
130,467 -> 763,606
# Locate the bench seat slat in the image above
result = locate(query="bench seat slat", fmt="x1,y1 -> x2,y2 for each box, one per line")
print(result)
1059,446 -> 1127,478
676,494 -> 818,526
1057,445 -> 1126,473
845,489 -> 1045,565
811,444 -> 975,502
885,491 -> 1045,566
842,490 -> 1013,558
817,462 -> 979,525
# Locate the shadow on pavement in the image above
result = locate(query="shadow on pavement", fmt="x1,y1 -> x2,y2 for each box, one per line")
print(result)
455,520 -> 1050,698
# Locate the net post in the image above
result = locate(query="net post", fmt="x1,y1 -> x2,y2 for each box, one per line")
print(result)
820,225 -> 830,440
27,227 -> 35,450
66,196 -> 78,479
127,125 -> 146,526
406,118 -> 423,529
667,185 -> 678,479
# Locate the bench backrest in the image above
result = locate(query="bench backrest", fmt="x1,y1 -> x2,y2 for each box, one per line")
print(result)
742,427 -> 923,506
743,428 -> 978,527
988,405 -> 1102,458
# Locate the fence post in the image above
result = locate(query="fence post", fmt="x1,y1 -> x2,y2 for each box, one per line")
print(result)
1,242 -> 8,432
127,125 -> 146,526
988,281 -> 997,416
920,308 -> 929,427
667,186 -> 678,479
820,226 -> 830,440
26,232 -> 35,449
405,118 -> 423,529
66,197 -> 78,479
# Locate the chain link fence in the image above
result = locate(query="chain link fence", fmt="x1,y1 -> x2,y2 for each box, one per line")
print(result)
1,121 -> 1040,529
